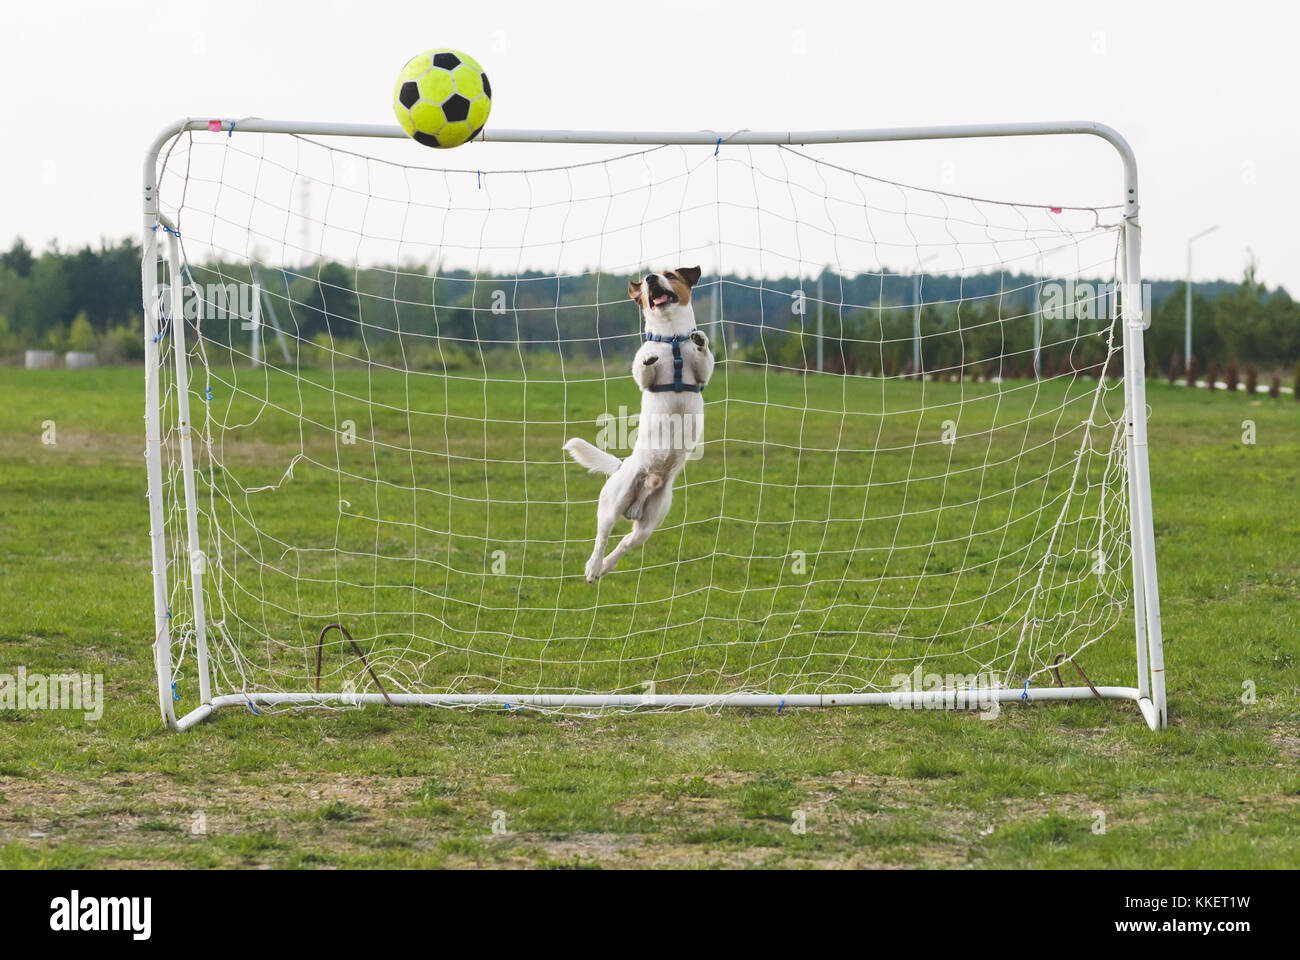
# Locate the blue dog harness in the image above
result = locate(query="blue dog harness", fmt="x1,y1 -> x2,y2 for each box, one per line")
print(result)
645,330 -> 704,393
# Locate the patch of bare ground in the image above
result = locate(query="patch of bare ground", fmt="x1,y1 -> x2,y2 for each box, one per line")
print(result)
1269,732 -> 1300,761
12,765 -> 1288,868
0,772 -> 413,845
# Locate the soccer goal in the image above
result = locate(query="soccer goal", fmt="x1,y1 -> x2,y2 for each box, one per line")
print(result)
142,119 -> 1166,731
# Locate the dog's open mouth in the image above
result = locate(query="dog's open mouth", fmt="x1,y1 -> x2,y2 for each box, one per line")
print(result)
649,289 -> 678,309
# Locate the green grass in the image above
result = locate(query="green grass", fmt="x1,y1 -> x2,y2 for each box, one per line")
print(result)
0,365 -> 1297,868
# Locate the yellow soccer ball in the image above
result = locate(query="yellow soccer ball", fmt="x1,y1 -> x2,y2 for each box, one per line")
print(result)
393,49 -> 492,149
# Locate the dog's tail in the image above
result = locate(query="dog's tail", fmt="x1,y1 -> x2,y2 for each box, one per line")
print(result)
563,437 -> 622,476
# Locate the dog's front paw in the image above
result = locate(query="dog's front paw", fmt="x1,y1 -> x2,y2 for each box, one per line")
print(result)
690,330 -> 709,349
585,554 -> 604,583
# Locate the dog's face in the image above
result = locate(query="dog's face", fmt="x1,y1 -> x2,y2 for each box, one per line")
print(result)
628,266 -> 702,316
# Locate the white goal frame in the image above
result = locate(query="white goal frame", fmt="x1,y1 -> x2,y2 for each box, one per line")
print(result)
142,118 -> 1167,731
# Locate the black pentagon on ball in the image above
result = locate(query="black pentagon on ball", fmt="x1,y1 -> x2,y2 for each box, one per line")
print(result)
481,73 -> 491,98
468,125 -> 484,142
398,81 -> 420,109
442,93 -> 471,122
412,130 -> 441,149
432,52 -> 461,71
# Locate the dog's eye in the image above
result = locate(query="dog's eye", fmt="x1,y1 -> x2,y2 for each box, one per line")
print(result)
665,272 -> 676,280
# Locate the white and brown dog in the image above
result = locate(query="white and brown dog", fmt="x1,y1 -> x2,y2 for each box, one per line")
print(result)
564,267 -> 714,582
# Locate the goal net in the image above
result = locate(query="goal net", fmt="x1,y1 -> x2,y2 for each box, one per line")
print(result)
142,120 -> 1166,730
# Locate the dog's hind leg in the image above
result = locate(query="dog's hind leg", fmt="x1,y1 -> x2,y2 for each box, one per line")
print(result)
599,480 -> 673,577
585,473 -> 629,582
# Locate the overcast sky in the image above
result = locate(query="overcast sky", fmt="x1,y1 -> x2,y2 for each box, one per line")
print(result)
2,0 -> 1295,290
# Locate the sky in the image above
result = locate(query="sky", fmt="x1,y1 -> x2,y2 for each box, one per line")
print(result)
1,0 -> 1295,290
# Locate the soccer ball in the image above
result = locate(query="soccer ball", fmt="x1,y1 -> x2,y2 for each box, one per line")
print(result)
393,49 -> 492,149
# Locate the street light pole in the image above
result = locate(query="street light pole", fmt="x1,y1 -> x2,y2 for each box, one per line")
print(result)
1034,255 -> 1044,378
816,271 -> 824,373
913,252 -> 937,377
1185,225 -> 1219,371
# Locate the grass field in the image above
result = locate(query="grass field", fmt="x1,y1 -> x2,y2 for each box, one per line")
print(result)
1,364 -> 1297,868
150,353 -> 1137,710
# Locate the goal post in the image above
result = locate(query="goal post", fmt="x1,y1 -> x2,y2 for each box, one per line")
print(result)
142,118 -> 1166,731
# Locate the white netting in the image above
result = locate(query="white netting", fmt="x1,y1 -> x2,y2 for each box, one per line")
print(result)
148,128 -> 1135,712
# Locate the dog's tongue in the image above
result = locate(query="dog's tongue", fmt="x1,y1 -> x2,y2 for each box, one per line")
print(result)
652,294 -> 671,306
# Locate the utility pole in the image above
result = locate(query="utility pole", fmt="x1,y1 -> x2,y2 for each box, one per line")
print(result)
250,280 -> 261,367
1034,255 -> 1043,378
712,241 -> 723,357
1185,225 -> 1219,370
298,179 -> 313,265
913,252 -> 937,377
816,271 -> 824,373
250,266 -> 293,365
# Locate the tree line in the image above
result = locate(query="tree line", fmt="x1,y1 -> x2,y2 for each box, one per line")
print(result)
1,236 -> 1294,380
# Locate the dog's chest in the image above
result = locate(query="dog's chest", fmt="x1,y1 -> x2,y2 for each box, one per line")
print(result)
640,339 -> 702,390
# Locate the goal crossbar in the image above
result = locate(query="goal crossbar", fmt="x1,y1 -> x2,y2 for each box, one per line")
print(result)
142,118 -> 1167,731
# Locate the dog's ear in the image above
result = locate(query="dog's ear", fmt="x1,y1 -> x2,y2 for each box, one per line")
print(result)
628,277 -> 643,301
676,266 -> 702,288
